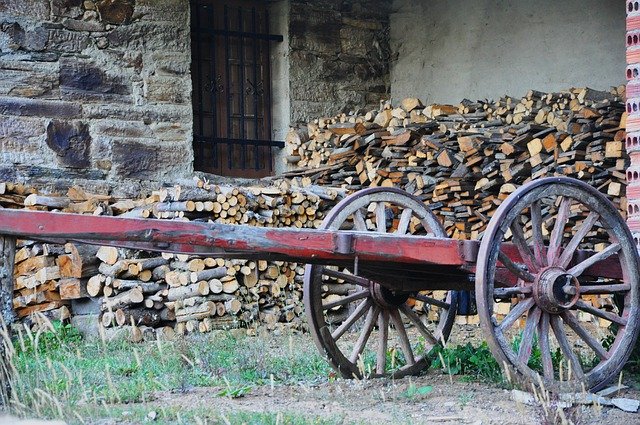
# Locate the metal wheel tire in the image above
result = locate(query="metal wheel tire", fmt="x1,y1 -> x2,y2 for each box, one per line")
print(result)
304,187 -> 458,379
476,177 -> 640,392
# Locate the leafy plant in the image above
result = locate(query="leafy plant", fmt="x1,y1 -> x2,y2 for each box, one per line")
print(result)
430,342 -> 503,383
401,381 -> 433,399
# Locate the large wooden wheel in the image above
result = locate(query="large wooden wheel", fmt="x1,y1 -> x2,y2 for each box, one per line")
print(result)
476,177 -> 640,392
304,187 -> 458,379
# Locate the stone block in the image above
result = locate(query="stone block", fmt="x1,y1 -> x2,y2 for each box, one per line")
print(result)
0,96 -> 82,118
149,121 -> 189,142
59,56 -> 131,101
46,28 -> 91,52
0,60 -> 59,98
107,22 -> 188,51
96,0 -> 134,25
144,75 -> 190,104
46,120 -> 91,168
149,51 -> 190,76
92,119 -> 152,138
61,17 -> 105,32
51,0 -> 84,19
135,0 -> 189,22
82,103 -> 192,123
112,138 -> 191,179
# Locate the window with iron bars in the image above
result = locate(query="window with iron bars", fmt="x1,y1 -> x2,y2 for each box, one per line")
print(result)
190,0 -> 283,178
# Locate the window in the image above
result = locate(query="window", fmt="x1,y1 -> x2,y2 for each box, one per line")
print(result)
190,0 -> 283,178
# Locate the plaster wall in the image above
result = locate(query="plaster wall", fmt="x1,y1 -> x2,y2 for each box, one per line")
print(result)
390,0 -> 625,104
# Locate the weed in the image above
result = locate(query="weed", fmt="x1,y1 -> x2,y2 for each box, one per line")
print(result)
430,342 -> 504,383
400,380 -> 433,400
217,377 -> 253,398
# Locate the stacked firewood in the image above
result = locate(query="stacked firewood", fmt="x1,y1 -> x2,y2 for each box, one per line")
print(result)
284,87 -> 627,240
0,180 -> 340,336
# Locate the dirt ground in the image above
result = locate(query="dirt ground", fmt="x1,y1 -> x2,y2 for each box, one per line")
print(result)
146,373 -> 640,425
133,324 -> 640,425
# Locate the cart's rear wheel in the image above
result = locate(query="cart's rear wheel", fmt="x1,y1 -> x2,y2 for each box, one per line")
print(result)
476,177 -> 640,392
304,187 -> 458,379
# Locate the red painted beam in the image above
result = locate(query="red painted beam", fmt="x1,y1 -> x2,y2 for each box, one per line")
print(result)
0,209 -> 474,267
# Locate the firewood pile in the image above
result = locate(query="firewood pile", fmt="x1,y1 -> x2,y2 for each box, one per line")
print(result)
2,181 -> 343,337
284,87 -> 627,240
2,85 -> 629,337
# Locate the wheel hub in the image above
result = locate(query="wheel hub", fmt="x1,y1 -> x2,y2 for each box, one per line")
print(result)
533,267 -> 580,313
370,282 -> 409,308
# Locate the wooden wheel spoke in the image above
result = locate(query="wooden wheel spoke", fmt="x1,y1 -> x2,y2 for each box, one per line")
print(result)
349,306 -> 380,363
497,298 -> 535,332
538,313 -> 554,380
396,208 -> 413,235
550,315 -> 584,380
376,311 -> 389,375
573,300 -> 627,326
322,290 -> 369,310
509,222 -> 539,273
412,293 -> 450,309
498,251 -> 535,282
331,299 -> 372,341
353,209 -> 367,231
530,201 -> 546,268
567,243 -> 621,277
547,196 -> 571,266
389,309 -> 415,366
579,283 -> 630,295
400,304 -> 438,348
322,268 -> 371,288
517,307 -> 541,364
493,286 -> 532,298
557,211 -> 599,268
562,311 -> 609,360
375,202 -> 386,233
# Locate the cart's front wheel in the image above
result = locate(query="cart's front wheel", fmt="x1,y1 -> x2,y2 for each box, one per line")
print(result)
304,187 -> 458,379
476,177 -> 640,392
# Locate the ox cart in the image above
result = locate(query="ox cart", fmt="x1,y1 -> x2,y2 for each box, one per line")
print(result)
0,176 -> 637,393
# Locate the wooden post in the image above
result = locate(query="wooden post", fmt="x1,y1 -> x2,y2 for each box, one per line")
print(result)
0,235 -> 16,405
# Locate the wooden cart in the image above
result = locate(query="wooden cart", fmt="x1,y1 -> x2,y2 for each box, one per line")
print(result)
0,176 -> 637,393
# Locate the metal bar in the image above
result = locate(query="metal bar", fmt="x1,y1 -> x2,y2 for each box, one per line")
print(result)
265,8 -> 274,172
207,2 -> 218,169
224,4 -> 233,170
193,136 -> 284,148
252,7 -> 260,170
191,28 -> 283,42
238,6 -> 247,170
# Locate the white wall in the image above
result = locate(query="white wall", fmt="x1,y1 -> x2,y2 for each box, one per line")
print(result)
390,0 -> 625,104
269,0 -> 290,175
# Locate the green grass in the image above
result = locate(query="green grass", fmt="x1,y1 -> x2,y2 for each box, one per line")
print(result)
7,323 -> 332,423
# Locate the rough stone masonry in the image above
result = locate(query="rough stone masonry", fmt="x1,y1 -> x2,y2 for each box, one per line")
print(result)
0,0 -> 194,182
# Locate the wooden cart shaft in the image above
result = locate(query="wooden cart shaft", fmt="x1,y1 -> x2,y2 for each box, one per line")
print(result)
0,208 -> 476,265
0,209 -> 624,291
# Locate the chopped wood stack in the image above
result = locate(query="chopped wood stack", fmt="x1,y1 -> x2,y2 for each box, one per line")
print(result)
0,180 -> 341,337
284,86 -> 627,240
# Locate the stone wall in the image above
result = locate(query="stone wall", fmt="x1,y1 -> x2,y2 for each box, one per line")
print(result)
288,0 -> 391,123
0,0 -> 193,183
